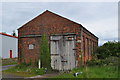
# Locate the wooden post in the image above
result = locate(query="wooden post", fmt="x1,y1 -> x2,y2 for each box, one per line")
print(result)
38,59 -> 41,69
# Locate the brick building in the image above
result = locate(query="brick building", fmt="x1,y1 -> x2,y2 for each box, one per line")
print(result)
18,10 -> 98,70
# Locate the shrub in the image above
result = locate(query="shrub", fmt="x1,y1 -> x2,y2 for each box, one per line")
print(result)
15,64 -> 26,69
87,56 -> 119,66
96,41 -> 120,59
31,68 -> 45,75
40,34 -> 51,70
87,41 -> 119,66
105,56 -> 119,66
34,59 -> 38,68
13,63 -> 46,75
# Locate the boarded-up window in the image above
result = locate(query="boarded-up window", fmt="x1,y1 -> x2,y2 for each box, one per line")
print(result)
29,44 -> 34,49
68,37 -> 74,40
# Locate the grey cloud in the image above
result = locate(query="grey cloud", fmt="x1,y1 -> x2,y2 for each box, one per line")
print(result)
1,2 -> 118,45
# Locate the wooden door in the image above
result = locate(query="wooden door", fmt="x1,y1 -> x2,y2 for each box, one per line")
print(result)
62,36 -> 76,70
50,36 -> 62,70
50,35 -> 76,71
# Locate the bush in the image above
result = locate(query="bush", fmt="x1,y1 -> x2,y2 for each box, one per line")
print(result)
31,68 -> 45,75
87,56 -> 119,66
87,41 -> 119,66
96,41 -> 120,59
15,64 -> 26,69
105,56 -> 119,66
13,64 -> 46,75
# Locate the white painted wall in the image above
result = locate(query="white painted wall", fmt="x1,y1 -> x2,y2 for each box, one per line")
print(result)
0,35 -> 18,59
0,35 -> 2,59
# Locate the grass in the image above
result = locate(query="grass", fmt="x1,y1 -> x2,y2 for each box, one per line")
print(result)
2,71 -> 37,77
2,64 -> 119,78
2,58 -> 18,66
2,64 -> 46,77
53,65 -> 119,78
2,57 -> 119,78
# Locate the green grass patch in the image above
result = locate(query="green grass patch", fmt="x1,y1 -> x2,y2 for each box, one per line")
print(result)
54,66 -> 118,78
2,71 -> 36,77
2,58 -> 18,66
2,64 -> 46,77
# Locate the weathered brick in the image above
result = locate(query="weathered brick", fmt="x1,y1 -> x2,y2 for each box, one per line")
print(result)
18,10 -> 98,67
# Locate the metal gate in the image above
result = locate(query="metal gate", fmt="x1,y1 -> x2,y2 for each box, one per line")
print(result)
50,34 -> 76,71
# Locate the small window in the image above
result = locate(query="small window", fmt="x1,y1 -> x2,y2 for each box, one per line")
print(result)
29,44 -> 34,49
68,37 -> 74,40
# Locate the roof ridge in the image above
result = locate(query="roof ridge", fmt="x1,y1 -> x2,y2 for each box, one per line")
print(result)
18,10 -> 98,39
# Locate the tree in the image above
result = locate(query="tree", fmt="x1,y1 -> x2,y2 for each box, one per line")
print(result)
87,41 -> 119,66
40,34 -> 51,70
96,41 -> 120,59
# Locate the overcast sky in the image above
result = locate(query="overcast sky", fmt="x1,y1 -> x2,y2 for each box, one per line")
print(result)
0,2 -> 118,45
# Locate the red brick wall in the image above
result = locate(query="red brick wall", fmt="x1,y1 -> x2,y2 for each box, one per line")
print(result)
81,28 -> 98,65
18,11 -> 98,67
18,37 -> 41,63
18,11 -> 80,37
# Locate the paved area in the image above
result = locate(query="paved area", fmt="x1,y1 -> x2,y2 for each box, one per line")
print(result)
29,72 -> 59,78
2,72 -> 59,79
1,64 -> 16,71
1,65 -> 24,79
1,65 -> 59,79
